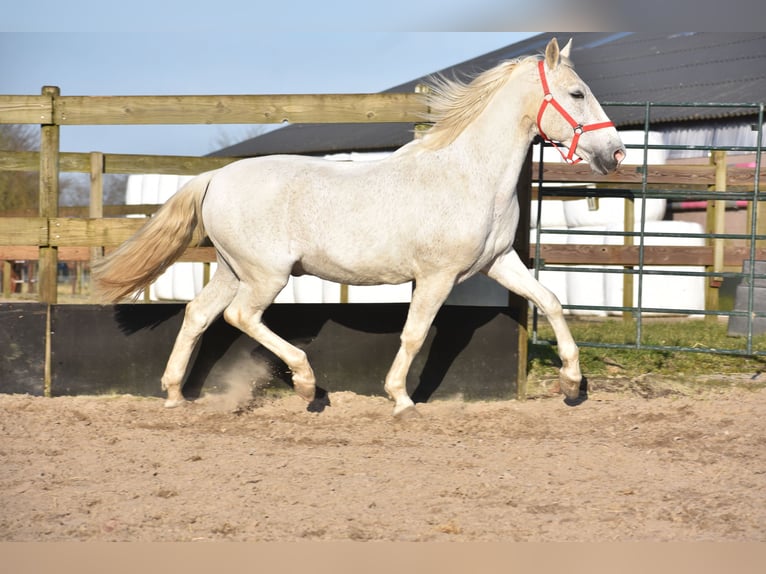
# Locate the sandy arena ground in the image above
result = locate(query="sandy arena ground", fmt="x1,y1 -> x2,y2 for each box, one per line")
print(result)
1,375 -> 764,542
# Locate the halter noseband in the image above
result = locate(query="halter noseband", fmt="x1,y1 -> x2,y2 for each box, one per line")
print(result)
536,59 -> 614,164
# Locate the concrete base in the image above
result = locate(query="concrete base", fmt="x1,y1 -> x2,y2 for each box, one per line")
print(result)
728,261 -> 766,337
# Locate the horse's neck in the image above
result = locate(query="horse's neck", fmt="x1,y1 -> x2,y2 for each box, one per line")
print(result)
453,96 -> 535,198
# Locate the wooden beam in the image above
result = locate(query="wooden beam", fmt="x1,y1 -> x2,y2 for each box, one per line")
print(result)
512,148 -> 532,401
48,218 -> 145,246
0,95 -> 53,124
0,246 -> 91,260
2,260 -> 11,296
0,150 -> 39,171
38,86 -> 60,305
536,162 -> 766,188
0,245 -> 217,262
530,244 -> 766,268
89,152 -> 105,274
0,150 -> 105,173
0,217 -> 48,245
2,149 -> 764,189
0,150 -> 237,175
54,93 -> 428,125
5,235 -> 766,272
103,153 -> 235,175
0,205 -> 158,218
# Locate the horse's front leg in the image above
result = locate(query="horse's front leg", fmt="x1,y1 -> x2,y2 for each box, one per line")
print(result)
485,250 -> 583,402
384,275 -> 455,417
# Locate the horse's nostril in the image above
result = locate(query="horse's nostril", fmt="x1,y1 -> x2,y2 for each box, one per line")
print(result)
614,148 -> 626,164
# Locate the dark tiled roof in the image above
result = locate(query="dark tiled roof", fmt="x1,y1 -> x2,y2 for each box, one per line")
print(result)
212,32 -> 766,158
212,122 -> 415,158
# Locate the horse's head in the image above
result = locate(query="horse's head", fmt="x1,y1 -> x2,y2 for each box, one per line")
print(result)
535,38 -> 626,175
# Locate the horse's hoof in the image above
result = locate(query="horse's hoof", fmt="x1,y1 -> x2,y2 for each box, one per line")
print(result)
393,405 -> 421,420
293,381 -> 317,403
563,376 -> 588,407
164,398 -> 186,409
307,389 -> 330,413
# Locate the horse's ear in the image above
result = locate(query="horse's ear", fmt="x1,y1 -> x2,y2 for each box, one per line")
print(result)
561,38 -> 573,59
545,37 -> 560,69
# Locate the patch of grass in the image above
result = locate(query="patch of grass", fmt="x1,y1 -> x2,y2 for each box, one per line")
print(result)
529,317 -> 766,379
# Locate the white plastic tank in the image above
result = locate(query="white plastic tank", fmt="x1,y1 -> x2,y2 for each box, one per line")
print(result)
564,226 -> 610,317
529,142 -> 571,231
530,196 -> 568,229
604,220 -> 706,315
529,227 -> 569,313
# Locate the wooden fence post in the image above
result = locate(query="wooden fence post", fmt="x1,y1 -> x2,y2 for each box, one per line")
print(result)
705,151 -> 727,320
2,261 -> 11,296
622,197 -> 635,321
38,86 -> 60,305
89,152 -> 104,300
511,147 -> 532,401
38,86 -> 61,397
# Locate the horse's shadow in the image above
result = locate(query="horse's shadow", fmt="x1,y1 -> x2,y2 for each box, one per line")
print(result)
114,303 -> 184,335
114,303 -> 502,412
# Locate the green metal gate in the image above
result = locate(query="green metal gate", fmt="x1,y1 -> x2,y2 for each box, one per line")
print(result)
530,101 -> 765,357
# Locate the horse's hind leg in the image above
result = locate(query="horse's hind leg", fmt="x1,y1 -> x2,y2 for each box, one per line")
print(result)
223,281 -> 317,403
161,265 -> 238,407
485,250 -> 581,400
384,275 -> 454,417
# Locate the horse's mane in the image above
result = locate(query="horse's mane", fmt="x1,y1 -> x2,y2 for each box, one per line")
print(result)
419,57 -> 533,150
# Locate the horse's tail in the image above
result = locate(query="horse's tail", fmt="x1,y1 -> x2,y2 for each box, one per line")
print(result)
92,170 -> 216,302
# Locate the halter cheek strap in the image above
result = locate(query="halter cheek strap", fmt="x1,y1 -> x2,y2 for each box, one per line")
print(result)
536,60 -> 614,164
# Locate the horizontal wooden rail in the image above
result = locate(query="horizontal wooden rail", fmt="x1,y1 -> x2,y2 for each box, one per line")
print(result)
0,93 -> 428,126
1,242 -> 762,269
3,150 -> 764,190
1,242 -> 761,269
537,162 -> 766,188
532,244 -> 766,268
1,246 -> 93,261
0,95 -> 52,124
0,151 -> 237,175
0,218 -> 48,246
0,245 -> 215,262
2,205 -> 158,218
1,213 -> 763,269
48,218 -> 143,247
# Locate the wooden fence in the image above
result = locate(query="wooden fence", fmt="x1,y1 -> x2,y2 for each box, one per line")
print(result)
3,88 -> 766,401
0,88 -> 429,303
2,88 -> 766,305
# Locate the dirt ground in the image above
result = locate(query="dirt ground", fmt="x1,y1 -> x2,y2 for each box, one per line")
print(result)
1,375 -> 764,542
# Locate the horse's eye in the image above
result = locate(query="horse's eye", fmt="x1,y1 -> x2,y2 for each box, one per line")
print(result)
570,90 -> 585,100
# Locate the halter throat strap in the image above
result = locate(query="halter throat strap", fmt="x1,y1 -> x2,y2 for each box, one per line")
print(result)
536,60 -> 614,164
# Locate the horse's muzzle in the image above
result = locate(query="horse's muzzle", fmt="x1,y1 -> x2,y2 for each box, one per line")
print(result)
590,145 -> 626,175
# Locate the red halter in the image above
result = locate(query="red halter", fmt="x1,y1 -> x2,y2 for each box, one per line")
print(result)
536,59 -> 615,164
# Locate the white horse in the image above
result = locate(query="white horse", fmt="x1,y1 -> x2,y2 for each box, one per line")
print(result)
94,38 -> 625,417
